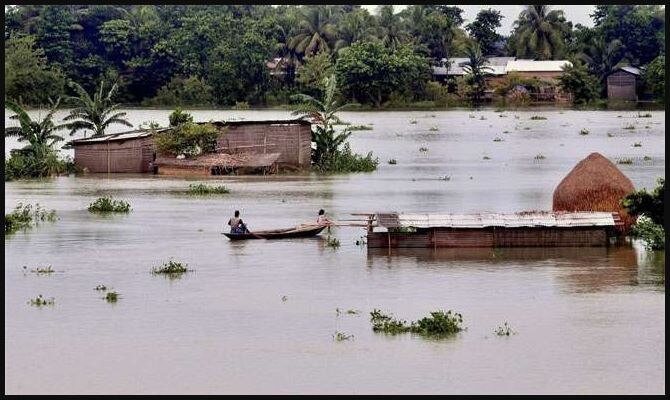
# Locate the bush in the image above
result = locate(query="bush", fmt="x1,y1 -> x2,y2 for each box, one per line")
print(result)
142,75 -> 214,107
558,62 -> 601,105
88,196 -> 131,213
187,184 -> 230,194
5,203 -> 57,234
233,101 -> 250,110
151,259 -> 191,275
370,309 -> 465,337
154,122 -> 221,157
169,108 -> 194,127
631,216 -> 665,250
621,178 -> 664,226
5,149 -> 77,181
314,143 -> 379,173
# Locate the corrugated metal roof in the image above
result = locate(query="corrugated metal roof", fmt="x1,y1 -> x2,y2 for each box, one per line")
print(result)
375,211 -> 616,228
609,66 -> 641,76
433,57 -> 508,76
70,129 -> 154,144
505,60 -> 572,72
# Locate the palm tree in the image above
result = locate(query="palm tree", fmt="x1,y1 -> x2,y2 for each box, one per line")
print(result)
377,5 -> 407,50
288,7 -> 337,58
63,80 -> 133,137
5,97 -> 66,153
580,37 -> 624,83
290,75 -> 353,164
462,42 -> 493,106
512,5 -> 570,60
334,9 -> 377,52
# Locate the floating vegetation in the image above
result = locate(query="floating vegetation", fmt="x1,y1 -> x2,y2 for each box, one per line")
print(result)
28,295 -> 55,307
469,114 -> 476,118
579,128 -> 590,135
419,147 -> 428,152
336,308 -> 361,316
493,137 -> 503,142
88,196 -> 131,213
347,309 -> 361,315
281,295 -> 288,302
494,322 -> 516,336
354,236 -> 367,246
643,156 -> 652,161
325,236 -> 340,248
5,203 -> 57,234
187,183 -> 230,195
617,158 -> 633,165
632,142 -> 642,147
482,156 -> 491,160
534,153 -> 546,160
428,126 -> 439,132
479,116 -> 486,120
438,175 -> 451,181
607,132 -> 615,137
617,115 -> 622,118
332,331 -> 354,341
151,259 -> 192,276
637,112 -> 652,118
530,115 -> 547,120
388,159 -> 397,165
409,119 -> 417,124
370,309 -> 464,337
94,284 -> 108,291
30,265 -> 55,274
524,127 -> 531,130
348,124 -> 373,131
104,291 -> 120,303
623,124 -> 636,130
498,114 -> 507,118
503,130 -> 510,134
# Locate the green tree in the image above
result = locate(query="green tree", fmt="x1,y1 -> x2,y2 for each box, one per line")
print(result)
288,6 -> 337,57
168,107 -> 194,127
63,80 -> 133,137
621,178 -> 664,226
296,50 -> 334,97
462,42 -> 493,106
5,97 -> 66,152
376,5 -> 407,50
466,9 -> 503,56
510,5 -> 570,60
4,35 -> 65,106
334,8 -> 377,52
557,62 -> 600,105
643,55 -> 665,101
144,75 -> 214,107
580,36 -> 623,84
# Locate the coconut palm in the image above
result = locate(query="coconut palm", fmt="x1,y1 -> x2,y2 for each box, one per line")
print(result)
288,7 -> 337,58
377,5 -> 407,50
63,80 -> 133,137
512,5 -> 570,60
5,97 -> 66,153
580,37 -> 624,82
290,75 -> 353,164
462,42 -> 493,106
334,9 -> 377,52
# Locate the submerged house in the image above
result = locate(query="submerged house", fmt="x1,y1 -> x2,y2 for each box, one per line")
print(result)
606,66 -> 641,101
365,211 -> 622,248
70,119 -> 313,175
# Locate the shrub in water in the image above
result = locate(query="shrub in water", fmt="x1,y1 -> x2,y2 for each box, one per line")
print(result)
530,115 -> 547,120
5,203 -> 57,234
28,294 -> 54,306
152,259 -> 191,275
494,322 -> 516,336
88,197 -> 131,213
188,184 -> 230,194
631,216 -> 665,250
370,309 -> 465,338
105,291 -> 120,303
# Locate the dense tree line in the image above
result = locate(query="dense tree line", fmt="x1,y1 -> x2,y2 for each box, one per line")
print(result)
4,4 -> 666,108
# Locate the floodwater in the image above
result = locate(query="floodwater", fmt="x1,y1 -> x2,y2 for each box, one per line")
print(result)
4,109 -> 665,394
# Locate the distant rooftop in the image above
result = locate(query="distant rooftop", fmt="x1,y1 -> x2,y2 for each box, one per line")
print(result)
505,59 -> 572,73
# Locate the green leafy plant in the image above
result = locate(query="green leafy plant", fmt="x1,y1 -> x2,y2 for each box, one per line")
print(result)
28,294 -> 54,306
332,331 -> 354,341
325,236 -> 340,248
617,158 -> 633,165
187,184 -> 230,195
643,156 -> 652,161
632,142 -> 642,147
428,126 -> 439,132
5,203 -> 57,234
534,153 -> 546,160
419,147 -> 428,152
154,122 -> 221,158
104,291 -> 120,303
493,137 -> 503,142
623,124 -> 636,130
151,259 -> 192,276
88,196 -> 131,213
31,265 -> 55,274
494,322 -> 516,336
370,309 -> 465,337
637,112 -> 652,118
94,285 -> 108,291
630,216 -> 665,250
579,128 -> 590,135
348,124 -> 373,131
530,115 -> 547,120
388,159 -> 397,165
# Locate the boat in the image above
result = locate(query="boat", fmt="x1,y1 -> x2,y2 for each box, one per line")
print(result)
222,224 -> 326,240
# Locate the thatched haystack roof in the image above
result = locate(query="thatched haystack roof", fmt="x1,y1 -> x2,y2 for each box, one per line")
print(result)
553,152 -> 635,232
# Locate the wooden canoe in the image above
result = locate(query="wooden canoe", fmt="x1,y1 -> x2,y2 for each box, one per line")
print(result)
222,224 -> 326,240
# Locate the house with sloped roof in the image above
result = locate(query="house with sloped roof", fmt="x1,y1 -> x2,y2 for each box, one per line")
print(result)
605,66 -> 642,101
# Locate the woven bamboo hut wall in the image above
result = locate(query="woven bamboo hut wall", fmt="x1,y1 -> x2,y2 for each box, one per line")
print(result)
552,152 -> 635,232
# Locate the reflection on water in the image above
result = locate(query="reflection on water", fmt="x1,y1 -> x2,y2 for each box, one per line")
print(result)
4,109 -> 665,395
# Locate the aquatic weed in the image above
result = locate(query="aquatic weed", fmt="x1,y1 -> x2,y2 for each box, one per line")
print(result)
419,147 -> 428,152
579,128 -> 589,135
94,284 -> 108,291
632,142 -> 642,147
493,137 -> 503,142
617,158 -> 633,165
332,331 -> 354,341
325,236 -> 340,248
88,196 -> 131,213
388,159 -> 397,165
534,153 -> 546,160
482,156 -> 491,160
370,309 -> 464,337
428,126 -> 439,132
30,265 -> 55,274
187,183 -> 230,195
637,112 -> 652,118
409,119 -> 417,124
643,156 -> 652,161
104,291 -> 120,303
5,203 -> 57,234
151,259 -> 192,276
494,322 -> 516,336
438,175 -> 451,181
28,294 -> 54,307
348,125 -> 373,131
530,115 -> 547,120
623,124 -> 636,130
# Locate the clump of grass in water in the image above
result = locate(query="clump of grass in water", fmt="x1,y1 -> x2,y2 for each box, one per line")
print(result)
494,322 -> 516,336
617,158 -> 633,165
31,265 -> 55,274
5,203 -> 57,234
94,284 -> 107,291
503,130 -> 510,134
388,159 -> 397,165
336,308 -> 361,316
409,119 -> 417,124
419,147 -> 428,152
104,291 -> 120,303
88,196 -> 131,213
370,309 -> 464,337
438,175 -> 451,181
579,128 -> 589,135
348,124 -> 373,131
188,183 -> 230,195
28,294 -> 55,307
632,142 -> 642,147
534,153 -> 546,160
643,156 -> 652,161
325,236 -> 340,248
428,126 -> 439,132
493,137 -> 503,142
332,331 -> 354,341
482,156 -> 491,160
607,132 -> 615,137
637,112 -> 652,118
530,115 -> 547,120
623,124 -> 636,130
151,259 -> 192,276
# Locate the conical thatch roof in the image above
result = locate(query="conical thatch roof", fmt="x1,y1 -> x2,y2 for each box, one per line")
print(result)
553,152 -> 635,232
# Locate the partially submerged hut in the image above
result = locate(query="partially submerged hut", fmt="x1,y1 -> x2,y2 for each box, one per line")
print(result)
70,130 -> 155,173
552,152 -> 635,232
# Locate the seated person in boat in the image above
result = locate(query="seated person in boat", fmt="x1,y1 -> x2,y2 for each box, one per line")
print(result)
317,209 -> 332,226
228,210 -> 249,234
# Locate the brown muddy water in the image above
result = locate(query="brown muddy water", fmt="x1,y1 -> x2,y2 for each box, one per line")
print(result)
4,109 -> 665,394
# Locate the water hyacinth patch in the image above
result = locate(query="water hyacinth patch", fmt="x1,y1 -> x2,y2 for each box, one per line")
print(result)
151,259 -> 192,276
28,295 -> 55,307
579,128 -> 590,135
494,322 -> 516,336
348,125 -> 373,131
530,115 -> 547,120
325,236 -> 340,248
617,158 -> 633,165
534,154 -> 546,160
388,159 -> 397,165
88,196 -> 131,213
332,331 -> 354,341
104,291 -> 120,303
187,183 -> 230,194
369,309 -> 464,338
632,142 -> 642,147
5,203 -> 57,234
